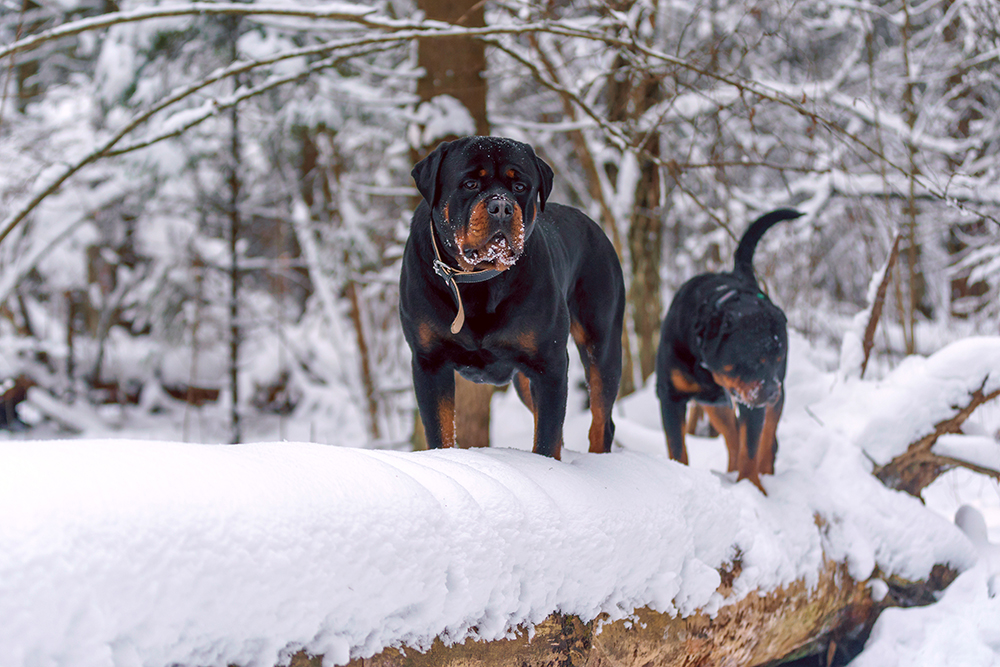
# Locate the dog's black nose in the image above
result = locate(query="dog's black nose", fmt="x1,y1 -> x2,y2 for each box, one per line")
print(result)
487,197 -> 514,222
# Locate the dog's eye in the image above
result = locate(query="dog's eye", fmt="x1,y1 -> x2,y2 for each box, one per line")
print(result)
462,179 -> 478,190
512,182 -> 527,193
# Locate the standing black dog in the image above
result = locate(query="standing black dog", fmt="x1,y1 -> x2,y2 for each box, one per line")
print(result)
400,136 -> 625,459
655,208 -> 802,492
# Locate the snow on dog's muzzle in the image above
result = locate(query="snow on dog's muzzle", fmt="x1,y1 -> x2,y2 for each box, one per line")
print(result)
455,196 -> 525,271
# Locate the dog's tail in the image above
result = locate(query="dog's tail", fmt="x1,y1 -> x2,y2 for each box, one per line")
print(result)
733,208 -> 803,280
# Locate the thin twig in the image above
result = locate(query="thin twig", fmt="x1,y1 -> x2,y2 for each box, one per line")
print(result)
860,231 -> 902,378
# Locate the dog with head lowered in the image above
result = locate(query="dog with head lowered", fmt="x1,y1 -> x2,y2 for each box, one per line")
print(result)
400,136 -> 625,459
656,208 -> 802,492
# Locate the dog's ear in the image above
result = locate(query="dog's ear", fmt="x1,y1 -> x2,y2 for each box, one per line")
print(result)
694,309 -> 726,352
534,154 -> 554,212
411,141 -> 451,209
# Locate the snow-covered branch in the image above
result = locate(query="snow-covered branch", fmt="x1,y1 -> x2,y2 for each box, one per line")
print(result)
0,36 -> 412,244
875,377 -> 1000,496
105,45 -> 395,158
0,5 -> 613,62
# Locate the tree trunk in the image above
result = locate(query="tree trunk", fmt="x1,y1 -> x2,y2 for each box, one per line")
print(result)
14,0 -> 42,113
227,14 -> 242,444
346,279 -> 381,442
414,0 -> 488,137
411,0 -> 492,449
628,141 -> 664,383
899,0 -> 923,355
606,5 -> 665,386
284,557 -> 955,667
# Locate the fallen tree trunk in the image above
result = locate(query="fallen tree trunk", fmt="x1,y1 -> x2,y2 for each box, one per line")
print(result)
286,559 -> 955,667
273,341 -> 998,667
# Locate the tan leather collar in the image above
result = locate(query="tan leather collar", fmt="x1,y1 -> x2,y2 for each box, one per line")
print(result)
428,216 -> 503,334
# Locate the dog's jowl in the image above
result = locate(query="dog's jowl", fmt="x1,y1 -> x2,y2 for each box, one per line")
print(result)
655,208 -> 802,493
400,136 -> 625,459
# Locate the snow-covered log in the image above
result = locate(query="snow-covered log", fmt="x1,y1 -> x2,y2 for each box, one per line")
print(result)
0,440 -> 971,667
288,559 -> 886,667
2,337 -> 998,667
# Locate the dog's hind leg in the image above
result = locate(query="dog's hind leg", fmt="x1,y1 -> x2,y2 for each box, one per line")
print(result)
570,320 -> 621,454
587,354 -> 620,454
513,372 -> 535,413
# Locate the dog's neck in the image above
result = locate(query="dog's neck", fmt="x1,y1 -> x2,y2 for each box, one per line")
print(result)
427,215 -> 504,334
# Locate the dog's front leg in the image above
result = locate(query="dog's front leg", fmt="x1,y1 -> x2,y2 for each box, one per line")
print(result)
412,357 -> 457,449
524,357 -> 568,460
658,396 -> 690,465
736,405 -> 768,493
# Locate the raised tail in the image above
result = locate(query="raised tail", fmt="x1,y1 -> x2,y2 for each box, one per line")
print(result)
733,208 -> 803,280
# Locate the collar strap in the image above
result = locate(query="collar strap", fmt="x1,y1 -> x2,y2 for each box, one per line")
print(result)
428,217 -> 504,334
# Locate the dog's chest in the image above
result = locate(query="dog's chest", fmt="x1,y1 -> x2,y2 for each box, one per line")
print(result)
449,341 -> 518,385
442,323 -> 545,385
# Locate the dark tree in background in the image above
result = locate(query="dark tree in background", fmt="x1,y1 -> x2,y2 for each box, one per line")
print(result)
410,0 -> 493,450
606,1 -> 667,386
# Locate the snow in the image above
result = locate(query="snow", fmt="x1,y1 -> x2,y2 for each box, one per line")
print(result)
851,506 -> 1000,667
407,95 -> 477,149
1,334 -> 999,666
809,336 -> 1000,465
936,434 -> 1000,473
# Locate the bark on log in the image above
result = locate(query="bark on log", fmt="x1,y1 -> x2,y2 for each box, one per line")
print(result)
285,557 -> 956,667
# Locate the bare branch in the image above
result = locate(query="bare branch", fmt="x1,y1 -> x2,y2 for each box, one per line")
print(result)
4,3 -> 999,250
0,6 -> 614,61
0,4 -> 379,60
860,231 -> 902,378
482,37 -> 629,151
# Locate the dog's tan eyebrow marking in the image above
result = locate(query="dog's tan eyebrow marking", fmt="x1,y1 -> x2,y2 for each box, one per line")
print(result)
478,168 -> 487,177
506,168 -> 516,178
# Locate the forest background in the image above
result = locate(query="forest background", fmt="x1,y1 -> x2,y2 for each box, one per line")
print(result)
1,0 -> 998,449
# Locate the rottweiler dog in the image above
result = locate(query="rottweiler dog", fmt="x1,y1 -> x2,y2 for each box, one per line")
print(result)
400,136 -> 625,459
655,208 -> 802,492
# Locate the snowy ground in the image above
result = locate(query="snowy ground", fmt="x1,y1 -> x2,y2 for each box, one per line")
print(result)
1,333 -> 999,666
